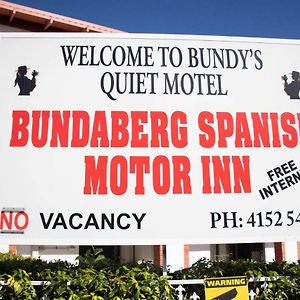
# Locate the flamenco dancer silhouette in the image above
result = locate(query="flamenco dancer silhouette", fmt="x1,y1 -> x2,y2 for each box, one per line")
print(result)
14,65 -> 38,96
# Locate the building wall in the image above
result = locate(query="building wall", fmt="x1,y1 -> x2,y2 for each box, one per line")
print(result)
120,245 -> 154,264
14,245 -> 79,263
0,241 -> 299,271
189,244 -> 211,264
0,24 -> 26,31
0,245 -> 9,252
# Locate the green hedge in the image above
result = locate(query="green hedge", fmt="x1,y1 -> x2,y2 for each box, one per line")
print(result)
0,252 -> 176,299
0,252 -> 300,299
172,258 -> 300,299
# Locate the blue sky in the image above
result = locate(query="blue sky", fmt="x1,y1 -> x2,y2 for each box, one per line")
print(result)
9,0 -> 300,39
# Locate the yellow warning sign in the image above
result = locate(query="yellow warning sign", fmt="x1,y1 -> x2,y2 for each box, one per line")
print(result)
204,276 -> 248,300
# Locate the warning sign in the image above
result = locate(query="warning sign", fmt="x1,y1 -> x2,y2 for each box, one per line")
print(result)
204,276 -> 248,300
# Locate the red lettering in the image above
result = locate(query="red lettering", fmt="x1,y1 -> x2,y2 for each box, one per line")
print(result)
32,111 -> 50,147
110,156 -> 128,195
0,211 -> 28,231
130,156 -> 150,194
270,113 -> 281,147
201,156 -> 212,193
84,155 -> 191,195
232,156 -> 251,193
251,112 -> 270,147
216,112 -> 233,147
198,111 -> 215,148
281,112 -> 298,147
14,212 -> 29,230
0,212 -> 13,230
213,156 -> 231,193
131,111 -> 148,147
172,156 -> 191,194
171,111 -> 188,148
84,156 -> 108,194
150,112 -> 169,147
90,111 -> 109,147
10,110 -> 29,146
71,111 -> 90,147
201,155 -> 251,194
153,155 -> 170,194
50,111 -> 70,147
111,111 -> 129,147
235,112 -> 252,147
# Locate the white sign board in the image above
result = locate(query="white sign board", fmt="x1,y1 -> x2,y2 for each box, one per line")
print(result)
1,33 -> 300,245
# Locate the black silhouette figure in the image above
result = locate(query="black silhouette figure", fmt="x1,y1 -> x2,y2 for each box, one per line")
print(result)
14,65 -> 38,95
282,71 -> 300,99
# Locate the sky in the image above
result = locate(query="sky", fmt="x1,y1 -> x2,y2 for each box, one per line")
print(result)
8,0 -> 300,39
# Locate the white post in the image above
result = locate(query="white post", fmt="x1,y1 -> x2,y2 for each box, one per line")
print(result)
285,241 -> 298,262
264,242 -> 275,262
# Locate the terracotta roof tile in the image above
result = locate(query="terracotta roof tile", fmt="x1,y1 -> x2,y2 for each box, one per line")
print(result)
0,0 -> 123,32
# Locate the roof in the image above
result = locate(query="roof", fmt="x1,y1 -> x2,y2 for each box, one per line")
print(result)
0,0 -> 122,32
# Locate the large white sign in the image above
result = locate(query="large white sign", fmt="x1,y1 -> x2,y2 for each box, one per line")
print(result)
1,33 -> 300,245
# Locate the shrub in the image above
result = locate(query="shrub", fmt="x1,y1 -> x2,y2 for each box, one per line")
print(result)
0,252 -> 176,299
0,253 -> 299,299
172,258 -> 300,299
